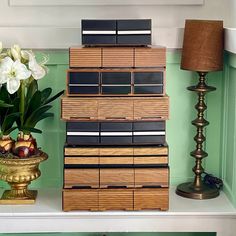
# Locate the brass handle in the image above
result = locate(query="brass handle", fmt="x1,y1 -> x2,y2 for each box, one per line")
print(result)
140,116 -> 162,120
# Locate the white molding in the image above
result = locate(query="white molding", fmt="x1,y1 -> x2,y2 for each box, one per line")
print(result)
9,0 -> 204,7
225,28 -> 236,54
0,27 -> 184,49
0,26 -> 234,52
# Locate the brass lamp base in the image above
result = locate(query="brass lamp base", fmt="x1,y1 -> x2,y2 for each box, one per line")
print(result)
0,190 -> 37,204
176,182 -> 219,200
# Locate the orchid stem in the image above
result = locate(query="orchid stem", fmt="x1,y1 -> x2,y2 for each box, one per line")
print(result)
20,81 -> 25,130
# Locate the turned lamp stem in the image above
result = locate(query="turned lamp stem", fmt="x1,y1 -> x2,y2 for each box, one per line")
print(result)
176,72 -> 219,199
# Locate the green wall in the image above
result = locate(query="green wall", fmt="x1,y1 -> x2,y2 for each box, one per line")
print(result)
0,50 -> 226,190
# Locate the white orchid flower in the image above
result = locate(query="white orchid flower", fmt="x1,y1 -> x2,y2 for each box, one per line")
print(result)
11,44 -> 21,61
28,52 -> 46,80
21,50 -> 30,61
0,57 -> 31,94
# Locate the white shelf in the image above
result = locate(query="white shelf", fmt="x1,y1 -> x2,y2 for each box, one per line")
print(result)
0,187 -> 235,235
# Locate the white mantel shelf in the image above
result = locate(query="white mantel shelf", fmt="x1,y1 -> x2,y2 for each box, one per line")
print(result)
0,187 -> 236,235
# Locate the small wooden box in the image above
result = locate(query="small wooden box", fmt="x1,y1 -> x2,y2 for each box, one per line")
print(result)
134,168 -> 169,188
61,96 -> 169,121
99,189 -> 133,211
100,168 -> 134,188
64,168 -> 99,188
69,47 -> 102,68
63,189 -> 99,211
134,188 -> 169,211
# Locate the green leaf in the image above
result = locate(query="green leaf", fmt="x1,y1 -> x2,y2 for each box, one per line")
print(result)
44,90 -> 64,105
4,126 -> 17,135
24,105 -> 52,127
25,90 -> 42,118
1,112 -> 20,134
26,80 -> 38,106
41,88 -> 52,104
0,100 -> 13,108
21,126 -> 42,134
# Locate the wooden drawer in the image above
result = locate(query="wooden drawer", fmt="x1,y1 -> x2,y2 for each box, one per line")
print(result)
61,97 -> 98,120
99,147 -> 133,156
134,188 -> 169,211
100,168 -> 134,188
134,156 -> 168,165
65,147 -> 99,156
102,47 -> 134,67
133,146 -> 168,156
134,47 -> 166,67
134,97 -> 169,120
134,168 -> 169,187
100,157 -> 133,165
64,169 -> 99,188
98,99 -> 133,120
65,157 -> 99,165
99,189 -> 133,211
69,47 -> 102,68
63,189 -> 99,211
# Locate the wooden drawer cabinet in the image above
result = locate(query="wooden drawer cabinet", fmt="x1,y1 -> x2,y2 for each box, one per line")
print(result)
69,47 -> 102,68
65,147 -> 99,156
134,188 -> 169,211
100,157 -> 133,165
134,168 -> 169,187
99,189 -> 133,211
65,157 -> 99,165
63,189 -> 99,211
61,96 -> 169,121
64,169 -> 99,188
100,168 -> 134,188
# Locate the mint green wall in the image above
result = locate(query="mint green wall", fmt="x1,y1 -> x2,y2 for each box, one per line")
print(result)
0,50 -> 225,191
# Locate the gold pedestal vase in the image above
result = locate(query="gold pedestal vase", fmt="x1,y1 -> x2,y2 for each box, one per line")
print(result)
0,151 -> 48,204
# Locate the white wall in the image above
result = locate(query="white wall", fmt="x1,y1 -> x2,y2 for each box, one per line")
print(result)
0,0 -> 234,48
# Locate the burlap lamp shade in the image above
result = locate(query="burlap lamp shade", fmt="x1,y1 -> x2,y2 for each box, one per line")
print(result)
181,20 -> 224,72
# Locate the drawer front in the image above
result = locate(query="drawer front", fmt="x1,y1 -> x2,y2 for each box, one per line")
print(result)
66,136 -> 99,145
98,100 -> 133,120
134,156 -> 168,165
101,122 -> 132,132
65,147 -> 100,156
100,156 -> 133,165
67,122 -> 99,132
134,168 -> 169,187
99,147 -> 133,156
101,72 -> 131,84
117,19 -> 151,31
133,135 -> 165,144
100,168 -> 134,188
133,121 -> 165,131
133,86 -> 163,95
65,157 -> 99,165
101,86 -> 131,95
68,86 -> 99,95
133,72 -> 163,84
64,168 -> 99,188
100,136 -> 132,145
102,48 -> 134,67
68,71 -> 99,84
61,97 -> 98,120
134,188 -> 169,211
99,189 -> 133,211
82,35 -> 116,45
69,48 -> 102,68
63,189 -> 99,211
117,35 -> 151,45
133,146 -> 168,156
134,47 -> 166,67
134,98 -> 169,120
82,19 -> 116,31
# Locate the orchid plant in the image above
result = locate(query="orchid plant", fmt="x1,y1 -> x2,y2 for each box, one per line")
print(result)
0,42 -> 63,157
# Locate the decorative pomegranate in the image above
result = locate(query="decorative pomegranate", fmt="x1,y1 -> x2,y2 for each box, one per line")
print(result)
0,135 -> 14,154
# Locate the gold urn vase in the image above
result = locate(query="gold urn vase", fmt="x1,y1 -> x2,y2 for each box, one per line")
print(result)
0,151 -> 48,204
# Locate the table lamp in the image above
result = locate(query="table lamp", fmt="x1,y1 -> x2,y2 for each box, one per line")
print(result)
176,19 -> 224,199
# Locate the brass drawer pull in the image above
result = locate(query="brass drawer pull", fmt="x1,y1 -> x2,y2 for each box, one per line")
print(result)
70,116 -> 93,120
140,116 -> 162,120
105,117 -> 127,120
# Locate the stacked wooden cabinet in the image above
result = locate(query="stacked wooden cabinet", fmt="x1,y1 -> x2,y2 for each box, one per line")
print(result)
62,19 -> 170,211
